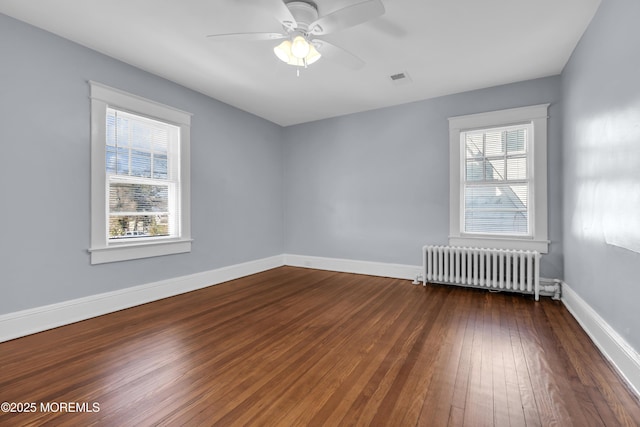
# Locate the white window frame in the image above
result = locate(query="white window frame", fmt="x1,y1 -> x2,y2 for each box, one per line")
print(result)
89,81 -> 192,264
448,104 -> 549,253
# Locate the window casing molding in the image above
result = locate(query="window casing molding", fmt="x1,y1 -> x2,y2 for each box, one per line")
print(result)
448,104 -> 549,253
89,81 -> 192,264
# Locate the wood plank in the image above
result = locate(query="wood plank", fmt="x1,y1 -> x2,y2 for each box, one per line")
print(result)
415,286 -> 474,427
462,293 -> 495,427
496,296 -> 527,427
506,295 -> 542,427
490,292 -> 514,427
448,289 -> 482,422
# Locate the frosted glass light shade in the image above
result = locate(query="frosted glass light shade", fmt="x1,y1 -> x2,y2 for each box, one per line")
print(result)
305,44 -> 321,65
274,40 -> 321,66
291,35 -> 310,58
274,40 -> 292,63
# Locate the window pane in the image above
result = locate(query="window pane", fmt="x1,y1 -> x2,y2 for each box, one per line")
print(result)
465,184 -> 528,211
466,159 -> 484,181
484,131 -> 504,156
485,159 -> 505,181
152,128 -> 169,153
106,146 -> 117,174
464,183 -> 529,234
107,108 -> 175,179
464,209 -> 528,234
131,122 -> 152,150
106,113 -> 116,146
116,116 -> 130,147
507,156 -> 527,180
109,182 -> 169,213
465,134 -> 484,158
116,147 -> 129,175
131,150 -> 151,178
153,154 -> 168,179
108,214 -> 170,239
506,129 -> 527,153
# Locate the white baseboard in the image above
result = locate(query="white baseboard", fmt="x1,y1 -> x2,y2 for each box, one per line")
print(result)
0,255 -> 284,343
562,282 -> 640,397
0,253 -> 420,343
284,253 -> 422,281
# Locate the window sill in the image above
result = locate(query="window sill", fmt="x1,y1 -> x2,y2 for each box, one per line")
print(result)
449,236 -> 549,253
89,238 -> 192,264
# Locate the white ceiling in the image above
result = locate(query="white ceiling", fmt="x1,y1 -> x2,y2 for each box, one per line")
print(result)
0,0 -> 600,126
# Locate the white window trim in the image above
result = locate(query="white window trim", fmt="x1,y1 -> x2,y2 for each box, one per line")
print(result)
89,81 -> 192,264
448,104 -> 549,253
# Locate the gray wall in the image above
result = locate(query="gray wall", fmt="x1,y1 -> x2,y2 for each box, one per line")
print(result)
0,14 -> 284,315
562,0 -> 640,351
284,77 -> 564,278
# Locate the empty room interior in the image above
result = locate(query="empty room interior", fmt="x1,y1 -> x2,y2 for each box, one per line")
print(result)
1,0 -> 639,425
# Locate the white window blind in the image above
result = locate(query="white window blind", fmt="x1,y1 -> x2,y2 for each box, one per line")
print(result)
106,108 -> 181,241
462,124 -> 532,236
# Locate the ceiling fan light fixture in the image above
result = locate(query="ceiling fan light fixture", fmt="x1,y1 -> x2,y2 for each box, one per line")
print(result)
305,43 -> 321,65
291,35 -> 310,58
274,40 -> 293,63
209,0 -> 385,71
274,39 -> 321,67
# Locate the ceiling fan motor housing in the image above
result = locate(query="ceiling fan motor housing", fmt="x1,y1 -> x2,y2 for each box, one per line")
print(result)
285,1 -> 319,32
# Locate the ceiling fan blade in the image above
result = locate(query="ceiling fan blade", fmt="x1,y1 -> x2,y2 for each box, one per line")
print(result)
239,0 -> 297,29
312,39 -> 365,70
309,0 -> 385,35
206,32 -> 287,41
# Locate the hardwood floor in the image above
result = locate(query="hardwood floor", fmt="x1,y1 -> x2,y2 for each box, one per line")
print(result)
1,266 -> 638,426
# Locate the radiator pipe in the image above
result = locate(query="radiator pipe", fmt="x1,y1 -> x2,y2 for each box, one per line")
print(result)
540,280 -> 562,300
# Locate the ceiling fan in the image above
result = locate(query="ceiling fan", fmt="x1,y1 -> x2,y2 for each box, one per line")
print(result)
207,0 -> 385,70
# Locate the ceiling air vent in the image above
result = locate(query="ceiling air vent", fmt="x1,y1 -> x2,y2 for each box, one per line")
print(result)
389,71 -> 412,86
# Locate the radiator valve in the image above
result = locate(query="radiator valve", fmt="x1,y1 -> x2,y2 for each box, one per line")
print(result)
413,274 -> 424,285
540,280 -> 562,300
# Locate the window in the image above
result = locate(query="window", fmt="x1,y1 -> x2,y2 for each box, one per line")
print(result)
89,82 -> 192,264
463,124 -> 531,235
449,104 -> 549,253
106,109 -> 177,240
